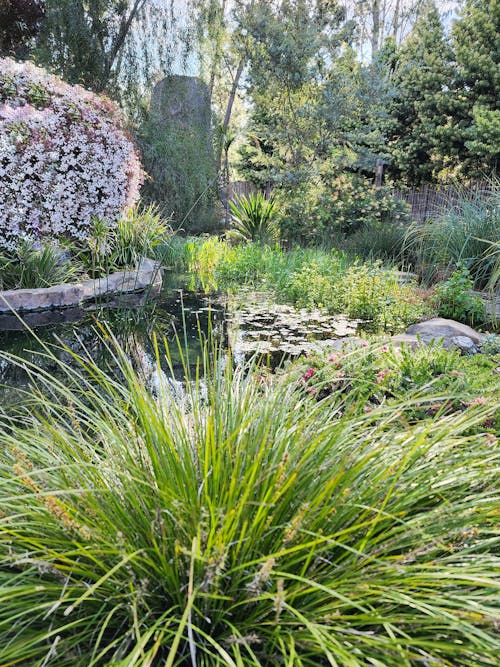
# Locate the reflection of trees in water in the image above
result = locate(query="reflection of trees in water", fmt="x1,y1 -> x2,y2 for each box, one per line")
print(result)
0,289 -> 228,405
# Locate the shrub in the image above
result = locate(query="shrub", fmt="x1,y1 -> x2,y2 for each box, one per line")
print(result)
228,192 -> 279,244
278,171 -> 410,244
403,182 -> 500,288
0,57 -> 143,250
0,337 -> 499,665
433,262 -> 486,326
0,239 -> 77,289
295,340 -> 500,429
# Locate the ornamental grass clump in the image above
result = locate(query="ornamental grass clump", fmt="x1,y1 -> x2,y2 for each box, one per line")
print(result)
0,336 -> 499,666
0,57 -> 143,250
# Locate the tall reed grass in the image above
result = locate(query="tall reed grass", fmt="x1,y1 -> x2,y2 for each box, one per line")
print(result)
0,335 -> 498,665
403,182 -> 500,288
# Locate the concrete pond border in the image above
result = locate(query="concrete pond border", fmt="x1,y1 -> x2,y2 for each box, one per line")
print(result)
0,258 -> 163,316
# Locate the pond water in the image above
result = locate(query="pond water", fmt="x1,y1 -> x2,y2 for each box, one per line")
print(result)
0,272 -> 363,405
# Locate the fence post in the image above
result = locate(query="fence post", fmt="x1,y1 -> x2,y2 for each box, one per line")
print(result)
375,159 -> 384,187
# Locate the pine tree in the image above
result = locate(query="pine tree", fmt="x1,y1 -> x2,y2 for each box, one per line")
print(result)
385,2 -> 453,184
450,0 -> 500,177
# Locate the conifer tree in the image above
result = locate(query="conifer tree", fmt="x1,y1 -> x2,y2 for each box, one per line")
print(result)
385,2 -> 453,184
451,0 -> 500,176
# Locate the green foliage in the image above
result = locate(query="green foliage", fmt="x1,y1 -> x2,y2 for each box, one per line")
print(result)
33,0 -> 176,103
340,220 -> 408,263
0,240 -> 77,289
450,0 -> 500,178
403,183 -> 500,288
228,192 -> 279,244
341,261 -> 426,331
278,171 -> 410,244
184,239 -> 429,332
80,206 -> 172,277
433,262 -> 486,326
384,4 -> 453,184
110,205 -> 171,269
0,0 -> 45,57
0,335 -> 499,665
295,340 -> 500,429
466,106 -> 500,161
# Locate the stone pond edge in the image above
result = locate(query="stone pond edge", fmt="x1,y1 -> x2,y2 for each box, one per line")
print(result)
0,258 -> 163,314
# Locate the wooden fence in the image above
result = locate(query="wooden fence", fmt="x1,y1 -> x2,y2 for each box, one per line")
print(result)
228,180 -> 495,223
227,180 -> 257,201
392,181 -> 494,223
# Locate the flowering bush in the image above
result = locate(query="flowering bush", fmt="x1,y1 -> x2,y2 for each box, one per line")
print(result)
278,171 -> 410,244
294,342 -> 499,433
0,58 -> 143,250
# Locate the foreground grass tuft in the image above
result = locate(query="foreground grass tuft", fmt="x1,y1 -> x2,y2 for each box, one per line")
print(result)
0,337 -> 499,666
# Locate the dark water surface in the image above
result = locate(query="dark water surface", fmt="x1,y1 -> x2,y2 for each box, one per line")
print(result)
0,274 -> 228,406
0,272 -> 362,406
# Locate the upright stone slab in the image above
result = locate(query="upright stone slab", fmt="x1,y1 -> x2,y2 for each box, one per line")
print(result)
143,75 -> 217,231
150,75 -> 212,138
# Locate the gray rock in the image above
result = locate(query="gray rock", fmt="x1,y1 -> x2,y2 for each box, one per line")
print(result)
405,318 -> 485,345
449,336 -> 478,354
0,258 -> 162,314
390,333 -> 422,349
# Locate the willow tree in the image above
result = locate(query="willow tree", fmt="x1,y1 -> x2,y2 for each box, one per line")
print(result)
34,0 -> 180,106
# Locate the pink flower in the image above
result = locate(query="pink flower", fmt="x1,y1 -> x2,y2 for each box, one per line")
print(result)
364,405 -> 372,413
303,368 -> 315,381
0,57 -> 144,248
375,369 -> 391,384
467,397 -> 487,407
380,345 -> 389,353
361,341 -> 369,347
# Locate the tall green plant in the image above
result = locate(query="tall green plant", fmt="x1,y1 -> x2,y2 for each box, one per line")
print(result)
228,192 -> 279,244
0,241 -> 77,289
0,335 -> 499,665
403,182 -> 500,288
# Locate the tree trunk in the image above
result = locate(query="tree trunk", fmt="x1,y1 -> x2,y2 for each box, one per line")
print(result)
216,56 -> 244,175
371,0 -> 381,59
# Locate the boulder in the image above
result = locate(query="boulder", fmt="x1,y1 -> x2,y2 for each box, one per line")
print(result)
448,336 -> 478,355
390,334 -> 421,350
405,318 -> 485,345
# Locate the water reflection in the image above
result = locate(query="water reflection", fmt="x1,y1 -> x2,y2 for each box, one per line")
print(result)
0,277 -> 228,406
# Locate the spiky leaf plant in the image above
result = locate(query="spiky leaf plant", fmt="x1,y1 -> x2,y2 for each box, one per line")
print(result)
0,336 -> 499,666
403,182 -> 500,288
228,193 -> 279,244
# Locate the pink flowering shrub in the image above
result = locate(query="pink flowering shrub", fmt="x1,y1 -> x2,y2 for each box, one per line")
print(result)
0,58 -> 143,250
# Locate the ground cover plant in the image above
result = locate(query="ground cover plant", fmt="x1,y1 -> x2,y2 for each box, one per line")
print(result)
180,238 -> 431,332
0,335 -> 499,666
292,340 -> 500,432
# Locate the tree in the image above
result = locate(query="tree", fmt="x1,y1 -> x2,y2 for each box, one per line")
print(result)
344,0 -> 439,60
33,0 -> 178,103
450,0 -> 500,177
0,0 -> 45,57
384,2 -> 453,184
238,1 -> 389,188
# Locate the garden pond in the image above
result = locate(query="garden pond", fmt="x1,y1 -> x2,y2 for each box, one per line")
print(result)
0,272 -> 368,405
